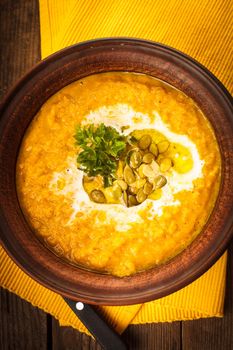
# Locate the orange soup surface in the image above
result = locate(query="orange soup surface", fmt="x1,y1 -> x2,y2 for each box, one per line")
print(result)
17,72 -> 221,277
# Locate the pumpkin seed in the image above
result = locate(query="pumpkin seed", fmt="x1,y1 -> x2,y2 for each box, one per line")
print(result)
157,140 -> 170,153
142,160 -> 160,179
126,150 -> 133,165
138,134 -> 152,150
128,186 -> 139,195
153,175 -> 167,189
112,183 -> 123,199
104,185 -> 122,203
142,152 -> 155,164
128,195 -> 138,207
129,150 -> 142,168
138,164 -> 146,178
131,178 -> 147,189
90,190 -> 106,203
151,160 -> 160,173
123,190 -> 128,206
136,188 -> 148,203
142,164 -> 155,178
124,165 -> 136,184
160,158 -> 173,172
127,135 -> 138,146
149,142 -> 159,157
143,182 -> 153,195
116,179 -> 128,191
116,160 -> 124,179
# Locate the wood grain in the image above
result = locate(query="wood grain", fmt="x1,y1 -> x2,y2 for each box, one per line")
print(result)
0,288 -> 47,350
182,241 -> 233,350
0,0 -> 40,99
123,322 -> 181,350
0,0 -> 232,349
0,0 -> 44,349
52,318 -> 102,350
51,318 -> 182,350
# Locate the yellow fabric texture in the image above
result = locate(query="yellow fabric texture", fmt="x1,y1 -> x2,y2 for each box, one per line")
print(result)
1,0 -> 232,336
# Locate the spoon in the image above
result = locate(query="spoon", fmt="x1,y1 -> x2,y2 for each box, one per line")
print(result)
63,297 -> 128,350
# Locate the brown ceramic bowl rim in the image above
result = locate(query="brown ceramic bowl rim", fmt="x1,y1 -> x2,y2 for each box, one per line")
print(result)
0,38 -> 233,305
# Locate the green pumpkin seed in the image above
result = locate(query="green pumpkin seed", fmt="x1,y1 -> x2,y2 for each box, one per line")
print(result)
124,165 -> 136,184
116,160 -> 124,179
128,186 -> 139,195
112,183 -> 123,199
138,134 -> 152,150
90,190 -> 106,203
131,178 -> 147,189
151,160 -> 160,173
116,179 -> 128,191
160,158 -> 173,172
128,195 -> 138,207
149,143 -> 159,157
142,152 -> 155,164
138,164 -> 146,178
127,135 -> 138,146
130,150 -> 142,168
157,140 -> 170,153
143,182 -> 153,195
153,175 -> 167,189
136,188 -> 148,203
142,164 -> 155,178
123,190 -> 128,206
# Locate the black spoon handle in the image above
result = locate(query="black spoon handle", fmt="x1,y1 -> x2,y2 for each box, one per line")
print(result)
63,297 -> 128,350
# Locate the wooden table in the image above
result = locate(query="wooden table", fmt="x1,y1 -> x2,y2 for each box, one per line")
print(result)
0,1 -> 232,349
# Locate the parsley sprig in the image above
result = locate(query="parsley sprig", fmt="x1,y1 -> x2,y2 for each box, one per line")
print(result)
75,123 -> 126,187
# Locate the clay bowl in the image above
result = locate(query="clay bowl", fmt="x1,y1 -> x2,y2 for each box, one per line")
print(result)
0,38 -> 233,305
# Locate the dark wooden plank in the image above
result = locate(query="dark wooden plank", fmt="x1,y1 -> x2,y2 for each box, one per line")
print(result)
52,318 -> 181,350
0,1 -> 45,349
122,322 -> 181,350
0,288 -> 48,350
52,318 -> 102,350
182,240 -> 233,350
0,0 -> 41,99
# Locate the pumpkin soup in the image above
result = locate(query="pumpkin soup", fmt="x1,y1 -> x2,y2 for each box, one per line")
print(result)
16,72 -> 221,277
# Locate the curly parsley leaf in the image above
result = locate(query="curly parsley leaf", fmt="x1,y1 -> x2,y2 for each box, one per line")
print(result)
75,123 -> 126,187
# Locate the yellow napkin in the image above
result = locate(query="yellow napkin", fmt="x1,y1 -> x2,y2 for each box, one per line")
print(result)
0,248 -> 228,334
1,0 -> 232,336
